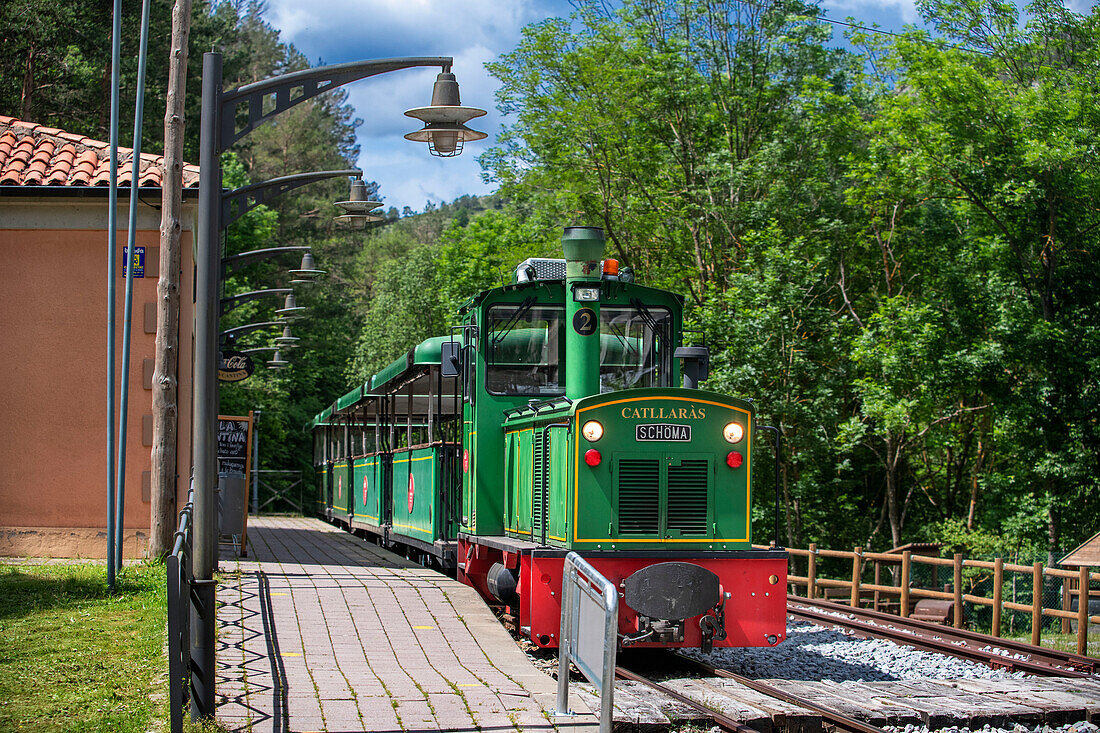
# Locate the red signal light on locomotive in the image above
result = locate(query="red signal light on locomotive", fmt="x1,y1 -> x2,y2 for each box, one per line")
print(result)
584,449 -> 602,466
726,451 -> 743,468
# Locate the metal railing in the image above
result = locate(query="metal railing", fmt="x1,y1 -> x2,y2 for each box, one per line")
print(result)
167,484 -> 216,730
556,552 -> 618,733
253,469 -> 303,514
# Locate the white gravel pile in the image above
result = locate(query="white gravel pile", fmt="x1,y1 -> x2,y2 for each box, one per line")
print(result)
689,621 -> 1029,681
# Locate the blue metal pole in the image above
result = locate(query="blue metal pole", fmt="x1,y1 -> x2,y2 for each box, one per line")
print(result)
115,0 -> 153,571
106,0 -> 122,591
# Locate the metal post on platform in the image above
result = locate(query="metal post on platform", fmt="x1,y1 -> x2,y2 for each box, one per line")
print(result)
190,49 -> 222,721
251,411 -> 261,516
556,552 -> 617,733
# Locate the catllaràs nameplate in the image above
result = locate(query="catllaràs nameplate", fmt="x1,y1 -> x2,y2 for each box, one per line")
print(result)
636,424 -> 691,442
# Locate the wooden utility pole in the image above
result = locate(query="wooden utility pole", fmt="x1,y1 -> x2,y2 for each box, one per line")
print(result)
150,0 -> 192,556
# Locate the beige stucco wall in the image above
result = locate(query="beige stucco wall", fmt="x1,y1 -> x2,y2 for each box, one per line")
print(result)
0,197 -> 196,557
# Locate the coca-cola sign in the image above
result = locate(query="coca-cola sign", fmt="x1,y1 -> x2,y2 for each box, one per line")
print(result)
218,351 -> 254,382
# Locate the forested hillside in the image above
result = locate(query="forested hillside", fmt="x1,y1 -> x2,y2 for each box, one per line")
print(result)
474,0 -> 1100,561
3,0 -> 1096,560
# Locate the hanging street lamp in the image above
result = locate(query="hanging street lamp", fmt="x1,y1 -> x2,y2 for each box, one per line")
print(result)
275,325 -> 300,346
404,71 -> 487,157
335,177 -> 384,226
274,292 -> 306,320
289,252 -> 326,284
266,350 -> 289,369
190,53 -> 486,721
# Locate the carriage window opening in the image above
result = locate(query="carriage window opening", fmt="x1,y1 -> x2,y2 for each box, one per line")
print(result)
486,304 -> 564,396
600,306 -> 672,391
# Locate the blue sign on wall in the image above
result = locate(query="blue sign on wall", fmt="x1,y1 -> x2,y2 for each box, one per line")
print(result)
121,246 -> 145,278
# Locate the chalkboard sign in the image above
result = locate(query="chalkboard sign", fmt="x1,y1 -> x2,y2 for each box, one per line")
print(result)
218,417 -> 250,474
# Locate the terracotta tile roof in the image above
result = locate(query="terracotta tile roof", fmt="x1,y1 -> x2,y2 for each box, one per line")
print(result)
0,115 -> 200,189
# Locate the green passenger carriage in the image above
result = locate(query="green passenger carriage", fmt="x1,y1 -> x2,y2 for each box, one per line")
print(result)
310,226 -> 787,651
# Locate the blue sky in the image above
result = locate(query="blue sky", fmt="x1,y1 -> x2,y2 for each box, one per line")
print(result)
256,0 -> 970,211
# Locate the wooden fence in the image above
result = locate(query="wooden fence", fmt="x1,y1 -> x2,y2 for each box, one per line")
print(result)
761,543 -> 1100,656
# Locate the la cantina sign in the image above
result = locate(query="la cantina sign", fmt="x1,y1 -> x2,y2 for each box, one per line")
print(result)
218,351 -> 254,382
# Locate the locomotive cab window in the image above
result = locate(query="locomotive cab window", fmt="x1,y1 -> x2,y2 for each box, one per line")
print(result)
485,303 -> 564,396
600,305 -> 672,391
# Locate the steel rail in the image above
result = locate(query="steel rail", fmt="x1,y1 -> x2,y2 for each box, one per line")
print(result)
786,597 -> 1091,677
613,666 -> 761,733
787,594 -> 1099,674
666,653 -> 890,733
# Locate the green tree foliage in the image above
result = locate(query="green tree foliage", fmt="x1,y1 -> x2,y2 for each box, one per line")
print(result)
345,197 -> 522,382
482,0 -> 1100,555
8,0 -> 1097,556
0,0 -> 241,160
844,0 -> 1100,554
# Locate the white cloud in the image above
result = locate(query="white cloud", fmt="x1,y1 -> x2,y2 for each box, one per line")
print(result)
821,0 -> 921,26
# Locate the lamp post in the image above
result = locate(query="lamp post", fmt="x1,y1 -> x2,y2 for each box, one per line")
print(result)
236,346 -> 290,369
220,288 -> 292,316
191,51 -> 484,720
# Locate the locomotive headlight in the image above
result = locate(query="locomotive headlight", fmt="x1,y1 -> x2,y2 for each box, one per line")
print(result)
582,420 -> 604,442
723,422 -> 745,444
573,285 -> 600,302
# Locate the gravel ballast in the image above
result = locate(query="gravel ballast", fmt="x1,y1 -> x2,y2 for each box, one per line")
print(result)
687,621 -> 1029,681
883,722 -> 1100,733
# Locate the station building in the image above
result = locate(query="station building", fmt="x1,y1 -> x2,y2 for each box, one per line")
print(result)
0,115 -> 198,557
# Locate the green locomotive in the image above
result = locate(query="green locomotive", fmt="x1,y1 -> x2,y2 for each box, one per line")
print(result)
311,226 -> 787,651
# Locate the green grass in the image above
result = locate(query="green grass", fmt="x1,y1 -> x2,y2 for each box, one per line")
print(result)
0,562 -> 168,732
1003,630 -> 1100,658
971,622 -> 1100,658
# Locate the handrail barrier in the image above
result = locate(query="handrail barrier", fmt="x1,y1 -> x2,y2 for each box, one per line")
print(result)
556,552 -> 618,733
167,484 -> 210,731
252,469 -> 303,514
764,542 -> 1099,656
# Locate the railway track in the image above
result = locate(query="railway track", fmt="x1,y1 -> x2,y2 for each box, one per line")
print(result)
787,594 -> 1099,677
614,665 -> 760,733
617,656 -> 890,733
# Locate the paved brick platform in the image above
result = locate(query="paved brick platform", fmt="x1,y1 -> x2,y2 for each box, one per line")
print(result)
216,516 -> 595,733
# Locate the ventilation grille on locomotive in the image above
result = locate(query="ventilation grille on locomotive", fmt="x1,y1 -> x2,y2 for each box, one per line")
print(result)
618,459 -> 660,534
518,257 -> 567,281
667,460 -> 709,535
532,430 -> 545,533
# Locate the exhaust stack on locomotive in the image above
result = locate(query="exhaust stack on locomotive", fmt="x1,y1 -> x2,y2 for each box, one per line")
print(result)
562,225 -> 605,401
